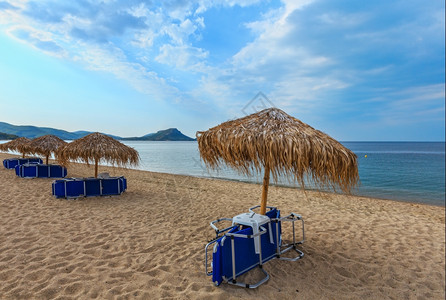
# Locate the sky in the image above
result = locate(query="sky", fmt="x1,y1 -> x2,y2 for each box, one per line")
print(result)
0,0 -> 444,141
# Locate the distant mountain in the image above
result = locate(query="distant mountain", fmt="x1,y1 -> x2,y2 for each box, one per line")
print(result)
0,121 -> 86,140
0,132 -> 20,140
141,132 -> 155,138
0,122 -> 195,141
122,128 -> 195,141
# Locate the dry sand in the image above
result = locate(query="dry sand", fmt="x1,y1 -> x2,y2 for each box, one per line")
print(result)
0,153 -> 444,299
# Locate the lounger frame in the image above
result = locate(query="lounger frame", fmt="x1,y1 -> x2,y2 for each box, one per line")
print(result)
3,158 -> 42,169
204,206 -> 304,288
52,177 -> 127,199
15,163 -> 67,178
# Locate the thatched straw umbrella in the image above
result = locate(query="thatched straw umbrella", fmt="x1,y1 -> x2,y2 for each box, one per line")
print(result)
0,137 -> 32,158
57,132 -> 139,177
29,135 -> 67,164
197,108 -> 359,215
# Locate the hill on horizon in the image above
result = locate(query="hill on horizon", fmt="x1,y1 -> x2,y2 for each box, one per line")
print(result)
0,122 -> 195,141
0,132 -> 20,140
122,128 -> 195,141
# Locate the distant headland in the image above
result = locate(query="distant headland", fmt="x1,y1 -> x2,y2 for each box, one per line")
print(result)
0,122 -> 195,141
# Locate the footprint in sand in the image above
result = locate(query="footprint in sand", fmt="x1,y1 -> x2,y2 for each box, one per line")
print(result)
334,266 -> 354,278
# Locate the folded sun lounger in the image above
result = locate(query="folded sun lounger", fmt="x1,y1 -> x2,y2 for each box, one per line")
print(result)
15,163 -> 67,178
52,176 -> 127,199
205,206 -> 305,288
3,158 -> 42,169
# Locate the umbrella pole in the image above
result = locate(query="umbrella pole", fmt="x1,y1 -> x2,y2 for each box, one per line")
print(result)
260,165 -> 270,215
95,159 -> 98,178
22,153 -> 25,158
46,155 -> 49,165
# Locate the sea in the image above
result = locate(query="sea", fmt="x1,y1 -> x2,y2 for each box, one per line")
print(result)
1,141 -> 444,206
124,141 -> 445,206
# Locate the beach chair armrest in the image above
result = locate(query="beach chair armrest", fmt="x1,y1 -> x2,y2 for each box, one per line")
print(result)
288,212 -> 302,220
210,218 -> 235,237
224,225 -> 268,239
204,239 -> 217,276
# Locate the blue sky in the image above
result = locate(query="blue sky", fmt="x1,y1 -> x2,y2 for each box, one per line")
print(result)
0,0 -> 444,141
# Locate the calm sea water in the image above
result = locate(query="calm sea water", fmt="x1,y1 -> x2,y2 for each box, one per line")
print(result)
1,141 -> 444,206
122,141 -> 445,206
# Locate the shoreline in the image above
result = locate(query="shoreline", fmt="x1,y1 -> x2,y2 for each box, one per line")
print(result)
0,153 -> 445,299
1,145 -> 444,206
61,163 -> 446,208
3,151 -> 444,207
174,172 -> 446,208
121,165 -> 446,208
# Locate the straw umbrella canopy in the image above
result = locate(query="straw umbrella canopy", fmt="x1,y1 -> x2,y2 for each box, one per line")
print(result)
197,108 -> 359,215
57,132 -> 139,177
0,137 -> 32,158
29,135 -> 67,165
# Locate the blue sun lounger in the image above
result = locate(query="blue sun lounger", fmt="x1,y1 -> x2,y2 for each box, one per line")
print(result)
205,206 -> 304,288
15,163 -> 67,178
52,176 -> 127,199
3,158 -> 42,169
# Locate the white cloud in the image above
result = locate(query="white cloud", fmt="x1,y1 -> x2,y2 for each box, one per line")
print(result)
1,1 -> 269,107
356,84 -> 445,128
155,44 -> 209,72
162,18 -> 198,45
317,11 -> 370,28
0,0 -> 207,103
390,84 -> 445,108
0,0 -> 443,139
126,2 -> 150,18
195,0 -> 346,115
71,44 -> 180,101
195,0 -> 262,14
7,25 -> 67,56
131,29 -> 156,49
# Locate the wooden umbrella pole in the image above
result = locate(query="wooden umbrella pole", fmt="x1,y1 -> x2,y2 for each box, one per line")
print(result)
22,153 -> 25,158
260,164 -> 270,215
46,155 -> 49,165
95,158 -> 98,178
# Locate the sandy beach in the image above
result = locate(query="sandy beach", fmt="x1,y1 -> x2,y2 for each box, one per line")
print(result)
0,153 -> 444,299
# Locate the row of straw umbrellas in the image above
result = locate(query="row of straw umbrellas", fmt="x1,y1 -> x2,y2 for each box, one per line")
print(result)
0,108 -> 359,214
0,133 -> 139,178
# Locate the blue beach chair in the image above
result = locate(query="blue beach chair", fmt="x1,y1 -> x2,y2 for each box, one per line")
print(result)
52,176 -> 127,199
15,163 -> 67,178
52,178 -> 86,198
3,158 -> 42,169
205,206 -> 305,288
102,177 -> 127,195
